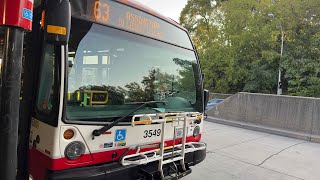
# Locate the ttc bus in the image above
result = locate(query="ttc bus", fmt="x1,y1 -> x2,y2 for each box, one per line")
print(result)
0,0 -> 208,179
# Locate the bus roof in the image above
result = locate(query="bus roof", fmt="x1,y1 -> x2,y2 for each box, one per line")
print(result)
117,0 -> 187,31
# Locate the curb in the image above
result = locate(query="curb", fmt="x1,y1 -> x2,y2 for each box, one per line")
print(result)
206,116 -> 320,143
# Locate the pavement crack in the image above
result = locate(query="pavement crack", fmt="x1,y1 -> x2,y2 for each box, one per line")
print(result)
206,150 -> 214,154
214,152 -> 304,180
258,142 -> 306,166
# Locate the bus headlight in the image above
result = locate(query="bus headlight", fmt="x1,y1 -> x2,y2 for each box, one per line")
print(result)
64,141 -> 85,160
193,126 -> 200,138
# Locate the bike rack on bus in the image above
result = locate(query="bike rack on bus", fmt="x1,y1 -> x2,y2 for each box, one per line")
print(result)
121,113 -> 206,179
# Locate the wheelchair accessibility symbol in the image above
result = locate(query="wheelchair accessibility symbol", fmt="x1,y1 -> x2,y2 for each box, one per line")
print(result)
115,129 -> 127,142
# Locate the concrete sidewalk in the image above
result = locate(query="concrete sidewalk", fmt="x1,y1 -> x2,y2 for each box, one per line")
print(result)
184,120 -> 320,180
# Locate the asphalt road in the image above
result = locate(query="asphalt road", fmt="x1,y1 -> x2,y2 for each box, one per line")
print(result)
183,120 -> 320,180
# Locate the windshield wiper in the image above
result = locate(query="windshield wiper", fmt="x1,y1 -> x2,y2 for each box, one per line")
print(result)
92,101 -> 166,138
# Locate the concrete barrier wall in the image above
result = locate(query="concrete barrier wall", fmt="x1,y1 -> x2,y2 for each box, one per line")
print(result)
207,92 -> 320,139
209,93 -> 233,99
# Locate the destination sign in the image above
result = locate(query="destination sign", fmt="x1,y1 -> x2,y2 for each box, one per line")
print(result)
69,0 -> 193,49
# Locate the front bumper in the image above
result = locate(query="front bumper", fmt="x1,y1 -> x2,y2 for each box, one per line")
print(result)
47,143 -> 206,180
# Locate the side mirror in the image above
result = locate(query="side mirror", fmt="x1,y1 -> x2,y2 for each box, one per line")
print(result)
204,89 -> 210,108
44,0 -> 71,45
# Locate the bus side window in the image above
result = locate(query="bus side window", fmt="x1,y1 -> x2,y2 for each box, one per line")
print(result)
36,45 -> 55,112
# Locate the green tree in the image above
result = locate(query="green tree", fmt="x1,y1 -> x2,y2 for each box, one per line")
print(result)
180,0 -> 320,97
141,69 -> 156,101
125,82 -> 144,102
173,58 -> 196,91
282,27 -> 320,97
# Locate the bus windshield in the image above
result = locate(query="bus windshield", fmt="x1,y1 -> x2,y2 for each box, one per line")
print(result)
66,18 -> 201,121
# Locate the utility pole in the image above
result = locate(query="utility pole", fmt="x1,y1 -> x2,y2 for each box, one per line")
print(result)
0,0 -> 33,179
268,13 -> 284,95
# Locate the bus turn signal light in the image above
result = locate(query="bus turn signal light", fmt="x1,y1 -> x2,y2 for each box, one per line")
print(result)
64,129 -> 74,140
197,115 -> 203,121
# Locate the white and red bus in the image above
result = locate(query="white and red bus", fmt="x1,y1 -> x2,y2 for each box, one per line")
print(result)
0,0 -> 208,179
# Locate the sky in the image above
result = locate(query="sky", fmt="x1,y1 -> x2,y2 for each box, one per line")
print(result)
134,0 -> 188,22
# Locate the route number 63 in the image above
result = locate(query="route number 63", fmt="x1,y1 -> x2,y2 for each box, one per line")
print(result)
94,1 -> 110,23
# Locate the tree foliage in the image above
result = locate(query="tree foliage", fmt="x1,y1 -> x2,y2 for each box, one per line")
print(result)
124,59 -> 198,102
180,0 -> 320,97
